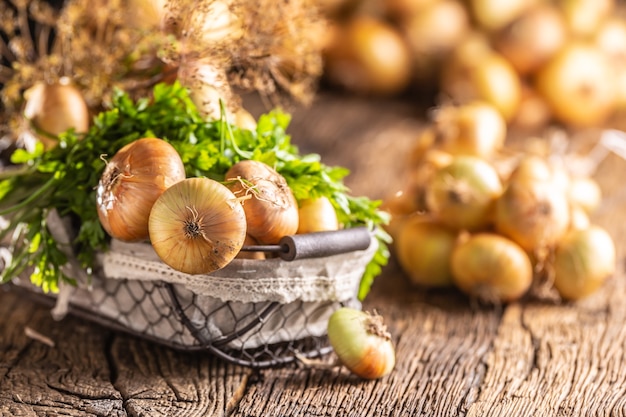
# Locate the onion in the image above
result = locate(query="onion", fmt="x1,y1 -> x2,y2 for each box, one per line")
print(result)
149,177 -> 247,274
569,204 -> 591,231
568,176 -> 602,214
441,48 -> 522,122
297,196 -> 339,234
401,0 -> 470,83
381,188 -> 422,239
467,0 -> 538,32
535,42 -> 616,128
552,225 -> 616,301
431,101 -> 506,159
236,235 -> 266,260
425,155 -> 503,231
395,216 -> 457,288
595,18 -> 626,109
161,0 -> 244,43
323,16 -> 412,96
494,163 -> 571,253
177,60 -> 234,121
384,0 -> 438,20
451,233 -> 533,303
493,4 -> 567,76
559,0 -> 615,38
327,307 -> 396,380
510,84 -> 552,131
97,138 -> 186,242
23,79 -> 90,150
225,160 -> 299,244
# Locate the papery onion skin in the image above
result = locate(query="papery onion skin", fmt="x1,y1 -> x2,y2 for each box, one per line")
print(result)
494,176 -> 570,253
327,307 -> 396,380
432,101 -> 506,160
451,233 -> 533,303
426,156 -> 503,231
23,80 -> 90,150
395,216 -> 457,288
568,177 -> 602,214
97,138 -> 186,242
225,160 -> 299,244
297,196 -> 339,234
149,177 -> 247,274
553,226 -> 616,301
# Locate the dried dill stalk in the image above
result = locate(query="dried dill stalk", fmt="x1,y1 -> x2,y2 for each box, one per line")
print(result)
0,0 -> 325,141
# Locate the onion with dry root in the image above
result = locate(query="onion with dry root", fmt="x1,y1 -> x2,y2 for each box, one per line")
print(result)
327,307 -> 396,380
494,157 -> 571,254
323,16 -> 412,96
451,232 -> 533,303
535,42 -> 616,128
552,225 -> 616,301
395,216 -> 457,288
225,160 -> 299,244
297,196 -> 339,234
96,138 -> 186,242
148,177 -> 247,274
425,155 -> 503,231
23,79 -> 90,150
431,101 -> 507,159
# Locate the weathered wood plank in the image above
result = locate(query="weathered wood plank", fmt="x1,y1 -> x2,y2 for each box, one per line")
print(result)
232,266 -> 501,417
0,287 -> 125,416
0,288 -> 254,417
108,337 -> 252,417
3,94 -> 626,417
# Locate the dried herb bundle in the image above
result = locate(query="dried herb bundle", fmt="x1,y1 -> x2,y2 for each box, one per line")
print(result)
0,0 -> 325,141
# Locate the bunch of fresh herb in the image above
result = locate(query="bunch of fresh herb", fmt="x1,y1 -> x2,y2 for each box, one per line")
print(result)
0,82 -> 390,299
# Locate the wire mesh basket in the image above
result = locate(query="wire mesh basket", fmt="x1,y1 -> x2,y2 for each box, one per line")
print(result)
5,224 -> 377,369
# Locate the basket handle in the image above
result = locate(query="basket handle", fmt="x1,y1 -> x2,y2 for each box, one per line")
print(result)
240,227 -> 372,261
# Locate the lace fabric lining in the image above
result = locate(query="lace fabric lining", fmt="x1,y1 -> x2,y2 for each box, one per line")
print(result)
101,238 -> 377,304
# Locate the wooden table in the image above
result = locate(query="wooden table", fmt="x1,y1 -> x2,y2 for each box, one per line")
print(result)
2,94 -> 626,416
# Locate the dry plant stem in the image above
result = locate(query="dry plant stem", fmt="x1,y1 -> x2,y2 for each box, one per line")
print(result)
231,176 -> 290,209
24,326 -> 55,347
295,353 -> 342,370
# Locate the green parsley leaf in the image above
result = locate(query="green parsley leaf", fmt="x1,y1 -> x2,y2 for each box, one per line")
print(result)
0,82 -> 389,299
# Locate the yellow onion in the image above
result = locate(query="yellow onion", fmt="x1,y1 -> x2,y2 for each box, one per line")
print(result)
567,176 -> 602,215
467,0 -> 538,32
451,233 -> 533,303
495,165 -> 571,253
431,101 -> 506,159
535,42 -> 616,128
384,0 -> 438,20
381,187 -> 422,239
559,0 -> 615,38
595,17 -> 626,110
327,307 -> 396,380
236,235 -> 266,260
569,204 -> 591,231
323,16 -> 412,96
493,4 -> 567,76
97,138 -> 186,242
510,84 -> 552,131
149,177 -> 247,274
425,156 -> 503,231
395,216 -> 457,288
297,196 -> 339,234
552,226 -> 616,300
23,79 -> 90,150
225,160 -> 299,244
401,0 -> 470,83
441,47 -> 522,121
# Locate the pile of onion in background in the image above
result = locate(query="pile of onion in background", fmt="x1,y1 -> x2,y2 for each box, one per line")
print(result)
319,0 -> 626,131
382,100 -> 617,303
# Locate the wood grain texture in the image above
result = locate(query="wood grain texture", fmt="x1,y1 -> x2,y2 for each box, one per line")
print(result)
2,95 -> 626,416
